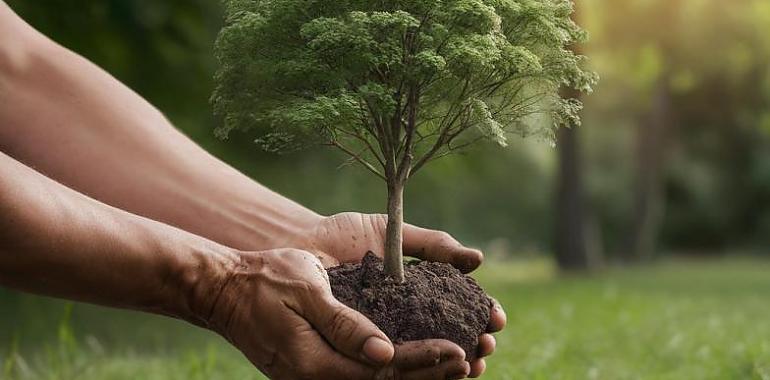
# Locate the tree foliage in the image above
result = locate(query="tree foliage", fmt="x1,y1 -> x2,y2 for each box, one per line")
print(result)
212,0 -> 596,181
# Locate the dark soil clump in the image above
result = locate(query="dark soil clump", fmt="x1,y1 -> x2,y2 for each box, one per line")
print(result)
328,253 -> 492,360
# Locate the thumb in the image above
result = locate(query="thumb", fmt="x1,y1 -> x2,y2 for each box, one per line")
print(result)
403,224 -> 484,273
304,292 -> 395,367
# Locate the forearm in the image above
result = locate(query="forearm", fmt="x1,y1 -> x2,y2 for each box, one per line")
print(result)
0,4 -> 320,252
0,151 -> 237,324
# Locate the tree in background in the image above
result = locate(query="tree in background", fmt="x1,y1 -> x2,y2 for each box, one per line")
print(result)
660,0 -> 770,250
555,0 -> 591,271
583,0 -> 770,258
212,0 -> 596,280
556,121 -> 591,269
593,0 -> 682,261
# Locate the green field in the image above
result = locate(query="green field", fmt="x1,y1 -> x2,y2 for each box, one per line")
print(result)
2,258 -> 770,380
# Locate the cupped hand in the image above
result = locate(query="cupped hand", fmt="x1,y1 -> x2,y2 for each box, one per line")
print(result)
286,212 -> 507,378
204,248 -> 473,380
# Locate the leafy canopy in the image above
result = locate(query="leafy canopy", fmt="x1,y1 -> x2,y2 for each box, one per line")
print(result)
212,0 -> 596,181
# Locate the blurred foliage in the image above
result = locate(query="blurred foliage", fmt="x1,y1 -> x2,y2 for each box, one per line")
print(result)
6,0 -> 770,255
581,0 -> 770,254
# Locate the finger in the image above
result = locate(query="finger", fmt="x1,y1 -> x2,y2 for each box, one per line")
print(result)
477,334 -> 496,358
488,298 -> 507,333
402,360 -> 470,380
287,319 -> 377,380
304,292 -> 395,367
468,358 -> 486,378
402,224 -> 483,273
393,339 -> 465,370
314,347 -> 378,380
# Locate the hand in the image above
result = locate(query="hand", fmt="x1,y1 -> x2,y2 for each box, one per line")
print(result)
202,248 -> 473,380
286,212 -> 507,378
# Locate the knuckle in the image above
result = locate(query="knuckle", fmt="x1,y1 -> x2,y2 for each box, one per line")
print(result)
290,279 -> 317,298
425,346 -> 442,365
373,213 -> 388,224
366,214 -> 389,236
279,247 -> 311,260
298,280 -> 316,294
434,231 -> 456,245
275,248 -> 325,277
329,306 -> 359,343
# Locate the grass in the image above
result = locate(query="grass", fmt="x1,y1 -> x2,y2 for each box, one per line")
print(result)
2,257 -> 770,379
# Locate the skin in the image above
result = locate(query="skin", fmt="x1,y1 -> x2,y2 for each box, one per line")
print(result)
0,151 -> 472,380
0,2 -> 505,378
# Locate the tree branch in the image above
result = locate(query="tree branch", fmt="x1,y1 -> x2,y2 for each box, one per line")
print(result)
411,84 -> 472,175
327,140 -> 387,180
335,127 -> 386,167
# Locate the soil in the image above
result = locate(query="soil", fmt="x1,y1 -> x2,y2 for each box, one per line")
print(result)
327,252 -> 492,361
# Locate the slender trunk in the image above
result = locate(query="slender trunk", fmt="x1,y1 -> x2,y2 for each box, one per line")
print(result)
555,125 -> 591,271
628,79 -> 670,261
384,182 -> 405,282
553,0 -> 594,272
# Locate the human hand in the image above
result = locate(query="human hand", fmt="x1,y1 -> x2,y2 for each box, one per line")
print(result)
285,212 -> 507,378
200,248 -> 474,380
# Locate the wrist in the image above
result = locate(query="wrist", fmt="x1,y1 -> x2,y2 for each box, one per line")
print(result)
164,238 -> 243,328
217,193 -> 324,251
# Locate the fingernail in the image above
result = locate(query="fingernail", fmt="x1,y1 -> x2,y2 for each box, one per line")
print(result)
363,336 -> 394,366
459,249 -> 482,272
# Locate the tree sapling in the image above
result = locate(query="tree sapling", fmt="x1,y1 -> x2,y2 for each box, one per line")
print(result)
212,0 -> 595,357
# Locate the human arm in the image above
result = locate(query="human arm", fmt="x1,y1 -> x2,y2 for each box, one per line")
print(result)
0,0 -> 318,254
0,151 -> 472,379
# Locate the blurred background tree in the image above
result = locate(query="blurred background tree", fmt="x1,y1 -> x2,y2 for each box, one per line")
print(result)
7,0 -> 770,269
582,0 -> 770,262
555,0 -> 592,271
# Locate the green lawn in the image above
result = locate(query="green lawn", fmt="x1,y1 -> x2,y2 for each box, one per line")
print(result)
2,257 -> 770,379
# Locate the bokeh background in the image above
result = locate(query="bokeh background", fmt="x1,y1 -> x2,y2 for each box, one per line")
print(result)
2,0 -> 770,379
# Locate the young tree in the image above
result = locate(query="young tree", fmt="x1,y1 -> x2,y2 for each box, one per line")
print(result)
212,0 -> 596,281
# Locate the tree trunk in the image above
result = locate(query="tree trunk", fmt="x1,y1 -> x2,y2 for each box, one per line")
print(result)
628,79 -> 671,261
553,0 -> 594,272
555,125 -> 591,271
384,182 -> 405,282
